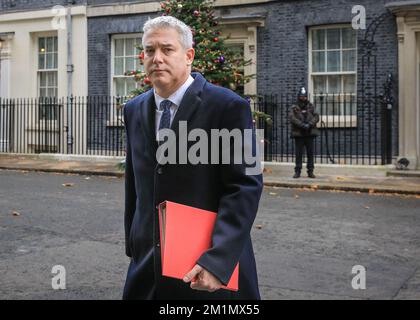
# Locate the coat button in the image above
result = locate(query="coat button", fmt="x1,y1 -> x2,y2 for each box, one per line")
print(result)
157,167 -> 163,175
156,243 -> 160,247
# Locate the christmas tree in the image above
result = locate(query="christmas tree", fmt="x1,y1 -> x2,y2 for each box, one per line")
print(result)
125,0 -> 254,98
118,0 -> 271,171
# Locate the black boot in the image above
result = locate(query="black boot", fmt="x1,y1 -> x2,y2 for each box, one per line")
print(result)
293,171 -> 301,179
307,170 -> 316,178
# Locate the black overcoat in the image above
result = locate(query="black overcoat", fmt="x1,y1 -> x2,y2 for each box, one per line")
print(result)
289,102 -> 320,138
122,73 -> 263,300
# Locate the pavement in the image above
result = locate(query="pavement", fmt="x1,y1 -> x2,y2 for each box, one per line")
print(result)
0,153 -> 420,196
1,170 -> 419,300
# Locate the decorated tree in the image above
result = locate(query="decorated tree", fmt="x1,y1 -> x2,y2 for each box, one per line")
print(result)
125,0 -> 254,98
118,0 -> 270,170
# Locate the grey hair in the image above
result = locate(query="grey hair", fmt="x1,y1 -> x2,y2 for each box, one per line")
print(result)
142,16 -> 193,49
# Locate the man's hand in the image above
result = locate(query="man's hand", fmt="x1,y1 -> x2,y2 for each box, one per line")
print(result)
183,264 -> 222,292
302,123 -> 311,130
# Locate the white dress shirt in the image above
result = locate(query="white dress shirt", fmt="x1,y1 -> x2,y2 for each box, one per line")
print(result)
154,75 -> 194,138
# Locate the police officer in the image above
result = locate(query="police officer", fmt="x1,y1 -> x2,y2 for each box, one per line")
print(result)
289,87 -> 320,178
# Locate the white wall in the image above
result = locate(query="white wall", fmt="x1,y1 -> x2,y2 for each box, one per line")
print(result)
0,6 -> 88,154
0,6 -> 88,98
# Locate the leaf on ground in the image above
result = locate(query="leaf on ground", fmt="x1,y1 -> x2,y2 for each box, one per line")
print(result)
255,224 -> 263,229
263,168 -> 272,174
302,187 -> 314,192
62,183 -> 75,187
269,192 -> 277,196
336,176 -> 345,181
12,211 -> 21,217
364,206 -> 370,209
294,194 -> 300,199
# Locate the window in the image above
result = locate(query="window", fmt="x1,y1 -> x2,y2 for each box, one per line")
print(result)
111,35 -> 142,97
225,42 -> 245,95
37,36 -> 58,120
309,26 -> 357,125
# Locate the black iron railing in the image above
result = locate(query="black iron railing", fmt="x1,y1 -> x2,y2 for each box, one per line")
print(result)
0,94 -> 395,165
0,96 -> 126,156
253,93 -> 395,165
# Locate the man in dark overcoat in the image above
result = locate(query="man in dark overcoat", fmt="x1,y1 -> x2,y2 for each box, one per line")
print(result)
289,87 -> 320,178
122,16 -> 263,300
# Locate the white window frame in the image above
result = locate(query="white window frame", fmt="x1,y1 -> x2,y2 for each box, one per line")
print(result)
37,35 -> 58,97
109,33 -> 142,127
308,24 -> 358,128
36,34 -> 59,123
110,33 -> 143,98
225,39 -> 246,95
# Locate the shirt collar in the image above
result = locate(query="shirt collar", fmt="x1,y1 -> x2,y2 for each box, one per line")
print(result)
154,75 -> 194,110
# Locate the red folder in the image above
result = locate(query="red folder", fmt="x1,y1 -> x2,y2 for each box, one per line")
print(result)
158,201 -> 239,291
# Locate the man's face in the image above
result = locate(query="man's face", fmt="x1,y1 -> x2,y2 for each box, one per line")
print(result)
142,27 -> 194,96
299,96 -> 307,103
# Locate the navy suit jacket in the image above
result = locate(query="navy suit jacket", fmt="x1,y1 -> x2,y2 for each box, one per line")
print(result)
122,72 -> 263,300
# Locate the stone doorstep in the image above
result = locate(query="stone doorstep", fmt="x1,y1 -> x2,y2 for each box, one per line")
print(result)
263,162 -> 395,178
264,179 -> 420,195
387,170 -> 420,178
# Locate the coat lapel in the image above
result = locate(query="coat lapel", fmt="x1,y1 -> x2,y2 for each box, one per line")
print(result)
137,73 -> 207,164
138,90 -> 158,151
156,72 -> 206,164
170,72 -> 206,134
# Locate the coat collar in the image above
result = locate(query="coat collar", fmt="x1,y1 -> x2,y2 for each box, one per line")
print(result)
138,72 -> 206,151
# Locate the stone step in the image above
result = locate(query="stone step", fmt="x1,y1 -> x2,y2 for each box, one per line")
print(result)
387,170 -> 420,178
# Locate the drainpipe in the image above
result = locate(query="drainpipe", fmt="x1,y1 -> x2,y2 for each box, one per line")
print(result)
66,0 -> 74,154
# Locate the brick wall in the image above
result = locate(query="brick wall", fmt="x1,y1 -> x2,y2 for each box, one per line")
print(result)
8,0 -> 393,159
251,0 -> 399,158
